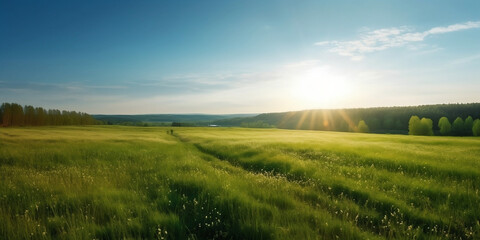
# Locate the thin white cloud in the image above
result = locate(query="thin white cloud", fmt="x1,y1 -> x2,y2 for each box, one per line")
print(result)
313,41 -> 330,46
315,21 -> 480,60
450,53 -> 480,65
427,21 -> 480,34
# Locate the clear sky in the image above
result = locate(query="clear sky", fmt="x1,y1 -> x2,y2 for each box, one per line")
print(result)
1,1 -> 479,114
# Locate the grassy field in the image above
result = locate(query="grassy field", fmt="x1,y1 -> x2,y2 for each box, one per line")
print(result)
1,126 -> 479,239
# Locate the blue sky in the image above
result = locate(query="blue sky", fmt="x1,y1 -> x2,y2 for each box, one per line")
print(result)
1,1 -> 479,114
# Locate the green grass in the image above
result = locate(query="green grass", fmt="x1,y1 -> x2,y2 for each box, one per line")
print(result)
1,126 -> 479,239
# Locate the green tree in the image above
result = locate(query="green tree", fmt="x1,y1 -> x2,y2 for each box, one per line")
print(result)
438,117 -> 451,136
452,117 -> 464,136
420,118 -> 434,136
357,120 -> 369,133
473,119 -> 480,136
35,107 -> 47,126
408,116 -> 433,136
1,102 -> 99,127
408,116 -> 421,135
464,116 -> 474,136
24,105 -> 35,126
0,103 -> 10,126
11,103 -> 24,126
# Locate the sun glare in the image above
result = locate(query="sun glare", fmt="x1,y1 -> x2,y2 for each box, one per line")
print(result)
290,66 -> 351,107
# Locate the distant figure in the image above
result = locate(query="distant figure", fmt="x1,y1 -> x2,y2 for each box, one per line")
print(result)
170,129 -> 174,135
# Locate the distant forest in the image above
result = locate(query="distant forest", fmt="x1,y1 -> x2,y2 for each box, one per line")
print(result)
5,102 -> 478,135
93,114 -> 257,126
0,103 -> 98,127
212,103 -> 480,134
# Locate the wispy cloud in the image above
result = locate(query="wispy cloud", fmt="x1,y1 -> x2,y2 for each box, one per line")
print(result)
315,21 -> 480,60
450,53 -> 480,65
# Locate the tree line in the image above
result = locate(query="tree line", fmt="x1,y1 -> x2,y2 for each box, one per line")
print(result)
212,103 -> 480,134
409,115 -> 480,136
0,103 -> 99,127
240,120 -> 275,128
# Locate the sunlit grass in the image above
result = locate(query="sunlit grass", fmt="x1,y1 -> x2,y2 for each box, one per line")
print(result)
1,126 -> 479,239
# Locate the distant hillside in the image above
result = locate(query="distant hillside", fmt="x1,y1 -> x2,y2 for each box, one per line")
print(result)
212,103 -> 480,133
93,114 -> 257,125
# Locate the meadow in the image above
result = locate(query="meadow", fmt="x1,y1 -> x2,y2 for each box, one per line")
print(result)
0,126 -> 479,239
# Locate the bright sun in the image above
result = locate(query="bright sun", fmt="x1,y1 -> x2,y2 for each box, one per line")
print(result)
290,65 -> 350,107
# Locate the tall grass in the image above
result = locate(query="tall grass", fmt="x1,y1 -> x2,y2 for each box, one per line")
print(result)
0,126 -> 479,239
